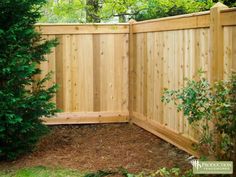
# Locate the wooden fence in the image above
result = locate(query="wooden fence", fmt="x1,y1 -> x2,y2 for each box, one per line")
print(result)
36,24 -> 130,124
130,3 -> 236,155
37,3 -> 236,156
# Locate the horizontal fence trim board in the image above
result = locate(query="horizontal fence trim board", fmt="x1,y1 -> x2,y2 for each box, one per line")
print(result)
221,10 -> 236,26
42,112 -> 129,125
133,11 -> 210,25
131,112 -> 200,157
35,25 -> 129,34
43,117 -> 128,125
36,23 -> 129,26
46,111 -> 129,118
220,7 -> 236,13
133,15 -> 210,33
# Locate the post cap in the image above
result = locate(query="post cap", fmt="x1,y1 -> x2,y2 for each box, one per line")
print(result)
211,2 -> 228,9
128,19 -> 136,24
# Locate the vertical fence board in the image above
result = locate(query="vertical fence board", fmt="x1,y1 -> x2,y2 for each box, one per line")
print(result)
92,35 -> 101,112
146,33 -> 154,120
78,35 -> 94,111
224,26 -> 236,78
55,35 -> 64,110
71,35 -> 79,112
122,34 -> 129,112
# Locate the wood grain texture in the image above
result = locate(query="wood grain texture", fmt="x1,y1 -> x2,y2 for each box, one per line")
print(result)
133,13 -> 210,33
36,24 -> 129,34
131,6 -> 235,149
42,112 -> 129,125
37,8 -> 236,157
133,28 -> 211,141
223,26 -> 236,78
210,4 -> 228,82
131,112 -> 200,157
39,29 -> 129,114
221,9 -> 236,26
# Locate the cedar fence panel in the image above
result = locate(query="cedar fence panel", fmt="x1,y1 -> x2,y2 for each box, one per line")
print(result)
36,5 -> 236,156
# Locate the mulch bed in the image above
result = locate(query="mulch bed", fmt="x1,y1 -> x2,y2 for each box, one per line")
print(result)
0,123 -> 191,173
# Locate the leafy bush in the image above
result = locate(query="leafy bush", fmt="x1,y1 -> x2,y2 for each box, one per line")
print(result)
133,0 -> 213,21
133,167 -> 196,177
162,72 -> 236,163
40,0 -> 214,23
0,0 -> 58,160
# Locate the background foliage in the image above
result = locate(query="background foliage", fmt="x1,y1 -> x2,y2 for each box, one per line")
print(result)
39,0 -> 236,23
0,0 -> 58,160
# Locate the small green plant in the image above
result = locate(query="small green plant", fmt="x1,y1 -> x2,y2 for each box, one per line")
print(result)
84,167 -> 195,177
84,167 -> 135,177
0,0 -> 58,160
162,72 -> 236,165
85,170 -> 116,177
134,167 -> 196,177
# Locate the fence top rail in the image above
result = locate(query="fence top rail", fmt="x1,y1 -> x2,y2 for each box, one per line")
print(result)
132,10 -> 210,25
35,23 -> 130,34
35,23 -> 129,26
131,7 -> 235,26
131,6 -> 235,33
221,7 -> 236,13
35,6 -> 236,35
220,7 -> 236,26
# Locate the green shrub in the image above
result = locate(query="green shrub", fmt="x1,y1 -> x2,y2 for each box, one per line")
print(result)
133,167 -> 196,177
162,72 -> 236,164
0,0 -> 58,160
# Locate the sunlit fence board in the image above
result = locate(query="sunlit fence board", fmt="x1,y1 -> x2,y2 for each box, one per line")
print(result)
223,26 -> 236,79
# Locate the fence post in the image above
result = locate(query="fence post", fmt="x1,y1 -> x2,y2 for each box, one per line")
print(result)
210,2 -> 229,160
210,2 -> 228,82
128,19 -> 136,121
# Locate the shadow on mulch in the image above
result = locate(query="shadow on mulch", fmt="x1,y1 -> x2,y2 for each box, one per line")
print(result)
0,123 -> 192,173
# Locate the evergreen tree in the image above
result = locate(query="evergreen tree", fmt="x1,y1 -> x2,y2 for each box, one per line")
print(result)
0,0 -> 58,160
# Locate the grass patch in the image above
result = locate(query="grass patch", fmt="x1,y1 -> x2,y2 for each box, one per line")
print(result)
0,166 -> 195,177
0,166 -> 85,177
0,166 -> 135,177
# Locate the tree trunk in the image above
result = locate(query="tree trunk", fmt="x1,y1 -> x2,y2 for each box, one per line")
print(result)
119,15 -> 126,23
86,0 -> 101,23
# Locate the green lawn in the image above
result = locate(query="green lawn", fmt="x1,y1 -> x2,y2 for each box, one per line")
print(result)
0,166 -> 195,177
0,166 -> 86,177
0,166 -> 134,177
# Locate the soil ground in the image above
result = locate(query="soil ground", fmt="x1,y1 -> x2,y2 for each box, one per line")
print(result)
0,123 -> 191,174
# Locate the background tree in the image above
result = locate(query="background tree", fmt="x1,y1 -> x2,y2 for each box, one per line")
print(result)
213,0 -> 236,7
135,0 -> 213,21
99,0 -> 147,22
40,0 -> 218,23
86,0 -> 103,23
40,0 -> 86,23
0,0 -> 58,160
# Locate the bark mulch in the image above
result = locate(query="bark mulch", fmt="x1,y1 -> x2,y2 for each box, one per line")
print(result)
0,123 -> 192,174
